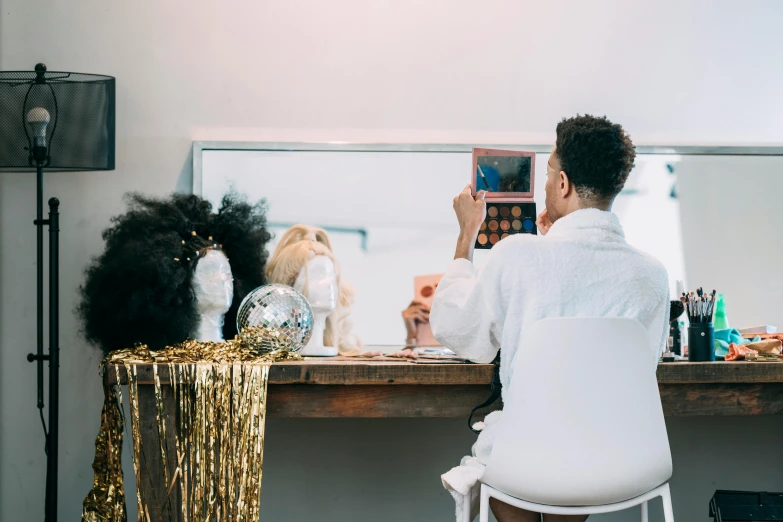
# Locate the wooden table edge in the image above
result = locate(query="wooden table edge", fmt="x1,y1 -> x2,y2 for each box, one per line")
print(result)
102,360 -> 783,386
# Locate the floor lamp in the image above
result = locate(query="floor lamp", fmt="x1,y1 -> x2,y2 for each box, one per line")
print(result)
0,63 -> 115,522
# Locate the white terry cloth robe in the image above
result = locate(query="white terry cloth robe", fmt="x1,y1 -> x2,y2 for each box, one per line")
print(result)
432,208 -> 670,522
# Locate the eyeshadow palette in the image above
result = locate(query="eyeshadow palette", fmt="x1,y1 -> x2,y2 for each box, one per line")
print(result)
413,274 -> 443,346
472,148 -> 537,249
476,202 -> 537,247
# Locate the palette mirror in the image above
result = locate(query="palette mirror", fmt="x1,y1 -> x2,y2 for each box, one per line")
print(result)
475,150 -> 533,195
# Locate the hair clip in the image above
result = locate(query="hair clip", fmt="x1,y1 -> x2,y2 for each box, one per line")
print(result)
191,231 -> 197,236
174,257 -> 180,262
181,240 -> 186,245
208,236 -> 213,241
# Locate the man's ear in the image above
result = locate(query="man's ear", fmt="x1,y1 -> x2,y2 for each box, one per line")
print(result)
559,170 -> 573,198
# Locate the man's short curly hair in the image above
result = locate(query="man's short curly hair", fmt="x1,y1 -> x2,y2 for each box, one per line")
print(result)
555,114 -> 635,202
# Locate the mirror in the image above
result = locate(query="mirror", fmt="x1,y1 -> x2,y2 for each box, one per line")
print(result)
196,144 -> 783,346
475,149 -> 533,195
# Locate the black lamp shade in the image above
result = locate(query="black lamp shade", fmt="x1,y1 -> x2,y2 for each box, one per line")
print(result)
0,64 -> 115,172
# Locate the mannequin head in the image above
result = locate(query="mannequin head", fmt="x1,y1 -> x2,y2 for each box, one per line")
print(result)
78,192 -> 272,353
192,249 -> 234,342
293,255 -> 337,312
193,249 -> 234,313
265,225 -> 361,354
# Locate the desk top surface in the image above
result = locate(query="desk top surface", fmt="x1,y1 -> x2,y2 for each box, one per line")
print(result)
104,357 -> 783,386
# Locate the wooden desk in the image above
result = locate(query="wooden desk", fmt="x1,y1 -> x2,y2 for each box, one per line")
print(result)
104,358 -> 783,522
105,359 -> 783,417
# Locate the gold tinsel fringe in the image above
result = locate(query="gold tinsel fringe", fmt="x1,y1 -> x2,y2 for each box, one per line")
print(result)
82,380 -> 126,522
82,327 -> 301,522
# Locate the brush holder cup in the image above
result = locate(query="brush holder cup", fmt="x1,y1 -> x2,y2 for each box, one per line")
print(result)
688,323 -> 715,362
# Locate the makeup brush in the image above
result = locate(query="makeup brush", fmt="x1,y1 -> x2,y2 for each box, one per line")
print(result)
689,292 -> 696,321
682,293 -> 691,320
476,164 -> 492,191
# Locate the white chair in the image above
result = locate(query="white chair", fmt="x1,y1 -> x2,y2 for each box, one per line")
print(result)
480,317 -> 674,521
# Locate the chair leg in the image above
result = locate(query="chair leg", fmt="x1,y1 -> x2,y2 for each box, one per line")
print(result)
461,488 -> 474,522
479,485 -> 490,522
641,500 -> 649,522
661,484 -> 675,522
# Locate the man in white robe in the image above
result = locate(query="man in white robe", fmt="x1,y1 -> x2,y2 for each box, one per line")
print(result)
432,115 -> 670,522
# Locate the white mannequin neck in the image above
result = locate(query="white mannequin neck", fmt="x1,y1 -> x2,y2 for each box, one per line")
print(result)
196,312 -> 226,343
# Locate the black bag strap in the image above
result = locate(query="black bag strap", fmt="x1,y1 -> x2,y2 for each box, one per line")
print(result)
468,352 -> 502,434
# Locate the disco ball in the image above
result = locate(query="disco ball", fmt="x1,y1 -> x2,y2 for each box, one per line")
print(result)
236,284 -> 314,353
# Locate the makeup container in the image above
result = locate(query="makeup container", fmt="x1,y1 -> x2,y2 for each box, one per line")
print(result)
681,287 -> 718,362
472,148 -> 537,249
413,274 -> 442,346
688,323 -> 715,362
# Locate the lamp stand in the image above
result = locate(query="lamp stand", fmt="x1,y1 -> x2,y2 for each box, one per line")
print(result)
27,150 -> 60,522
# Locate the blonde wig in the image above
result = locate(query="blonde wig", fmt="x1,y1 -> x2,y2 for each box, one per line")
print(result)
265,225 -> 362,355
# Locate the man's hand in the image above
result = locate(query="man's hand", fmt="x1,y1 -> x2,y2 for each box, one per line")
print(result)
453,185 -> 486,261
535,209 -> 553,236
402,300 -> 430,340
453,185 -> 486,239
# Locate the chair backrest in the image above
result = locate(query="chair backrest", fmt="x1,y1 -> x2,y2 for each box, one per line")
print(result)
482,317 -> 672,507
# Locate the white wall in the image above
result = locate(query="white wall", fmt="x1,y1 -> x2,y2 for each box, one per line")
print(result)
678,157 -> 783,330
2,1 -> 783,521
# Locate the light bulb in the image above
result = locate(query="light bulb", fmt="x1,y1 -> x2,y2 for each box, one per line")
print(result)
26,107 -> 50,148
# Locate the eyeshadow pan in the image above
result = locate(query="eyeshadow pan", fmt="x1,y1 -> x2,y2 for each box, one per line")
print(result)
499,207 -> 510,218
488,220 -> 499,231
501,233 -> 509,240
478,233 -> 488,245
489,233 -> 500,245
511,206 -> 522,217
500,220 -> 510,231
487,206 -> 499,218
512,219 -> 522,231
480,221 -> 487,231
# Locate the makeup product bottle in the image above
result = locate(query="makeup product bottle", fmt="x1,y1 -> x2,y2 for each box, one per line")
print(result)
472,148 -> 537,249
669,300 -> 685,356
713,293 -> 729,330
669,323 -> 681,356
679,321 -> 687,356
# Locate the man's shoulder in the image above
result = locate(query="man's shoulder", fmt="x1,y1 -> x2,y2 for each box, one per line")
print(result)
621,245 -> 670,295
488,233 -> 547,260
495,233 -> 545,250
625,245 -> 668,275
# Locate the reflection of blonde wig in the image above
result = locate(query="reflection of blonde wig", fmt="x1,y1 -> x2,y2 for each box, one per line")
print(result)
265,225 -> 361,355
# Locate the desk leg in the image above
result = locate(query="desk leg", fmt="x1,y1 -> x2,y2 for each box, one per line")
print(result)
137,385 -> 181,522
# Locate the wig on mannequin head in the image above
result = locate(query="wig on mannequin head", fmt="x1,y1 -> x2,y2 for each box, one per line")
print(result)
265,225 -> 362,355
78,192 -> 272,354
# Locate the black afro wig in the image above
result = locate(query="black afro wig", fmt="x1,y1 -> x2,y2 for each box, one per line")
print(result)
78,192 -> 272,353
